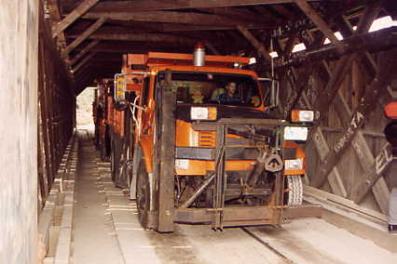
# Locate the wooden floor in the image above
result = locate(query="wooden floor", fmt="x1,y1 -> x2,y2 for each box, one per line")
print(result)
72,142 -> 124,264
69,135 -> 397,264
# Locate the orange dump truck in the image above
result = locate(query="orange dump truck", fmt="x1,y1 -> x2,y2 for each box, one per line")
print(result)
109,47 -> 315,232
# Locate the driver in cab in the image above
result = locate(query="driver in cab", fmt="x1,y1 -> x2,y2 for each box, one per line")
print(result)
218,82 -> 240,104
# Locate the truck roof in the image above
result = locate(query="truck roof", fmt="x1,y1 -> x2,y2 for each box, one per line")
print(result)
122,52 -> 250,70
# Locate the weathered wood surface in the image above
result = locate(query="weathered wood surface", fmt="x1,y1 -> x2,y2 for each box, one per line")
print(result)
52,0 -> 100,38
84,11 -> 260,26
72,52 -> 97,74
284,4 -> 395,214
156,75 -> 177,232
349,143 -> 393,203
294,0 -> 343,52
87,0 -> 319,13
38,0 -> 77,226
69,32 -> 198,45
62,17 -> 106,58
237,25 -> 272,62
312,49 -> 397,189
69,40 -> 100,66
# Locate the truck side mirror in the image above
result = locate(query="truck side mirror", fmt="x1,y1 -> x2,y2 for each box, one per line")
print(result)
113,73 -> 129,110
114,73 -> 126,103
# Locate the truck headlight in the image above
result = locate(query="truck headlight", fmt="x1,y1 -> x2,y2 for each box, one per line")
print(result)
190,107 -> 217,121
175,159 -> 189,170
291,110 -> 314,123
285,159 -> 303,170
284,126 -> 308,141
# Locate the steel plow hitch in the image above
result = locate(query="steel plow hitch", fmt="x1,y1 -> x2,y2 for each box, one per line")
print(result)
264,153 -> 283,172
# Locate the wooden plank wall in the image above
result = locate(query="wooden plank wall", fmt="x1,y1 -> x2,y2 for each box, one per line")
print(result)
38,2 -> 76,208
300,54 -> 395,213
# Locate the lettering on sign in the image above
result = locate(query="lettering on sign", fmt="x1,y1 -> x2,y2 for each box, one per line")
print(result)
375,144 -> 393,175
334,111 -> 364,153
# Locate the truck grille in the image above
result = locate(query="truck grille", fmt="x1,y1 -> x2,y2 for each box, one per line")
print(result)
198,131 -> 216,147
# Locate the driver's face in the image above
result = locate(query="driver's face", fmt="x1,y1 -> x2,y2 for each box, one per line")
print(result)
227,82 -> 236,94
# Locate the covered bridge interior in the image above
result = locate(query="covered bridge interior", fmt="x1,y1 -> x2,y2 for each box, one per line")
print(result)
1,0 -> 397,263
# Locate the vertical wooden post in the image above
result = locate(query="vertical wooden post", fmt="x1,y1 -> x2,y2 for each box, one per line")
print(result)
157,72 -> 176,232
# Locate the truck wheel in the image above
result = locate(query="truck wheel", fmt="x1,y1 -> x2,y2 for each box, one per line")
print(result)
285,175 -> 303,206
116,145 -> 129,189
111,137 -> 122,185
136,159 -> 150,228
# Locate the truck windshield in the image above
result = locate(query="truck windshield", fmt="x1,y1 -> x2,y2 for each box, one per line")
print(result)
158,72 -> 261,107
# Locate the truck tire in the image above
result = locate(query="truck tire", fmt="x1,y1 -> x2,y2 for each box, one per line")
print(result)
111,136 -> 122,186
101,126 -> 111,161
116,143 -> 130,189
284,175 -> 303,206
136,158 -> 150,228
110,139 -> 116,182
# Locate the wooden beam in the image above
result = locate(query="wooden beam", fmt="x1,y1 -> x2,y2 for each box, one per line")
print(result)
283,32 -> 324,116
311,49 -> 397,190
277,26 -> 397,67
303,185 -> 388,224
294,0 -> 344,52
282,30 -> 347,196
355,2 -> 381,34
156,74 -> 177,232
236,25 -> 272,62
282,31 -> 298,57
89,0 -> 319,13
331,91 -> 391,213
62,18 -> 106,58
74,64 -> 92,83
204,41 -> 220,55
69,40 -> 99,66
71,52 -> 96,74
52,0 -> 99,38
91,21 -> 272,33
339,3 -> 381,76
272,4 -> 297,19
47,0 -> 67,49
162,23 -> 272,32
310,126 -> 348,197
198,7 -> 273,25
313,55 -> 356,112
283,4 -> 382,114
70,33 -> 197,45
350,142 -> 393,203
83,11 -> 256,27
